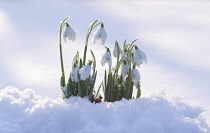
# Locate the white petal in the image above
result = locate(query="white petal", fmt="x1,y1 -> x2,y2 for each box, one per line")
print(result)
93,27 -> 107,45
63,26 -> 76,42
121,64 -> 128,77
63,36 -> 66,43
101,28 -> 107,45
63,30 -> 67,43
133,79 -> 139,87
132,68 -> 140,87
101,60 -> 105,66
101,52 -> 108,66
71,66 -> 79,82
108,56 -> 112,67
133,53 -> 144,66
101,51 -> 112,66
136,49 -> 147,64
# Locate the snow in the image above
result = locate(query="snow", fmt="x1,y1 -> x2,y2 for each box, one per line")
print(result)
0,86 -> 209,133
79,64 -> 91,81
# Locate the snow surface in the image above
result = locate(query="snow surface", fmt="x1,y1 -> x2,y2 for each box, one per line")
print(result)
0,87 -> 209,133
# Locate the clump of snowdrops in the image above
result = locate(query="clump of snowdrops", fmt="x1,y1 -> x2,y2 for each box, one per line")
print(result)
101,40 -> 147,102
59,17 -> 147,102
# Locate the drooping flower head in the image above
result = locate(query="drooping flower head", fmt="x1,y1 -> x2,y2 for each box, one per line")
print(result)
113,41 -> 122,58
93,23 -> 107,45
121,60 -> 129,82
132,52 -> 143,66
133,45 -> 147,67
101,48 -> 112,67
79,61 -> 92,81
71,61 -> 79,82
63,23 -> 76,42
131,65 -> 141,88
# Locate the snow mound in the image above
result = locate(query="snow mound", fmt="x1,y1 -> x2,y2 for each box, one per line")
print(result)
0,87 -> 209,133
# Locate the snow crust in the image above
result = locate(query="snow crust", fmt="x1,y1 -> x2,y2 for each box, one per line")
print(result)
0,86 -> 209,133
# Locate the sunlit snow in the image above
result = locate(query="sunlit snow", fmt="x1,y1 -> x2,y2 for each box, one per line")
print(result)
0,87 -> 208,133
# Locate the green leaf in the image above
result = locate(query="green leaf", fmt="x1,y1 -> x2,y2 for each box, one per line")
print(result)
90,50 -> 96,74
79,58 -> 83,68
90,20 -> 99,29
136,88 -> 141,98
107,70 -> 113,102
129,82 -> 134,99
104,70 -> 108,101
89,71 -> 97,100
126,68 -> 132,99
72,51 -> 79,65
77,80 -> 82,97
96,82 -> 103,98
67,76 -> 73,97
129,38 -> 138,49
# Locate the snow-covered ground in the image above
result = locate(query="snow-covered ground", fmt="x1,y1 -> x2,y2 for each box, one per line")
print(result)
0,86 -> 209,133
0,0 -> 210,132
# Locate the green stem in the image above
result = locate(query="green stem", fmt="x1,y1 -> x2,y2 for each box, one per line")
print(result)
59,17 -> 69,87
83,45 -> 88,66
127,68 -> 132,99
83,20 -> 102,65
59,44 -> 65,86
127,49 -> 133,99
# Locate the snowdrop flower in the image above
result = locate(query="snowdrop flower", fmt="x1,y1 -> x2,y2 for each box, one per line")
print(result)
79,61 -> 92,81
133,45 -> 147,66
113,41 -> 122,58
71,63 -> 79,82
132,67 -> 141,87
132,53 -> 143,66
121,61 -> 129,82
93,23 -> 107,45
63,23 -> 76,42
101,48 -> 112,67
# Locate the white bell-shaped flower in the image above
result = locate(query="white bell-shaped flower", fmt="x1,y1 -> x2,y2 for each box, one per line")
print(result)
63,23 -> 76,42
93,23 -> 107,45
101,48 -> 112,67
121,61 -> 129,82
131,67 -> 141,87
133,45 -> 147,66
79,61 -> 92,81
71,63 -> 79,82
113,42 -> 122,58
132,53 -> 144,66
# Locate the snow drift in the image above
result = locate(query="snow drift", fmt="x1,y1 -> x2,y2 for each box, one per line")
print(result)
0,86 -> 209,133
